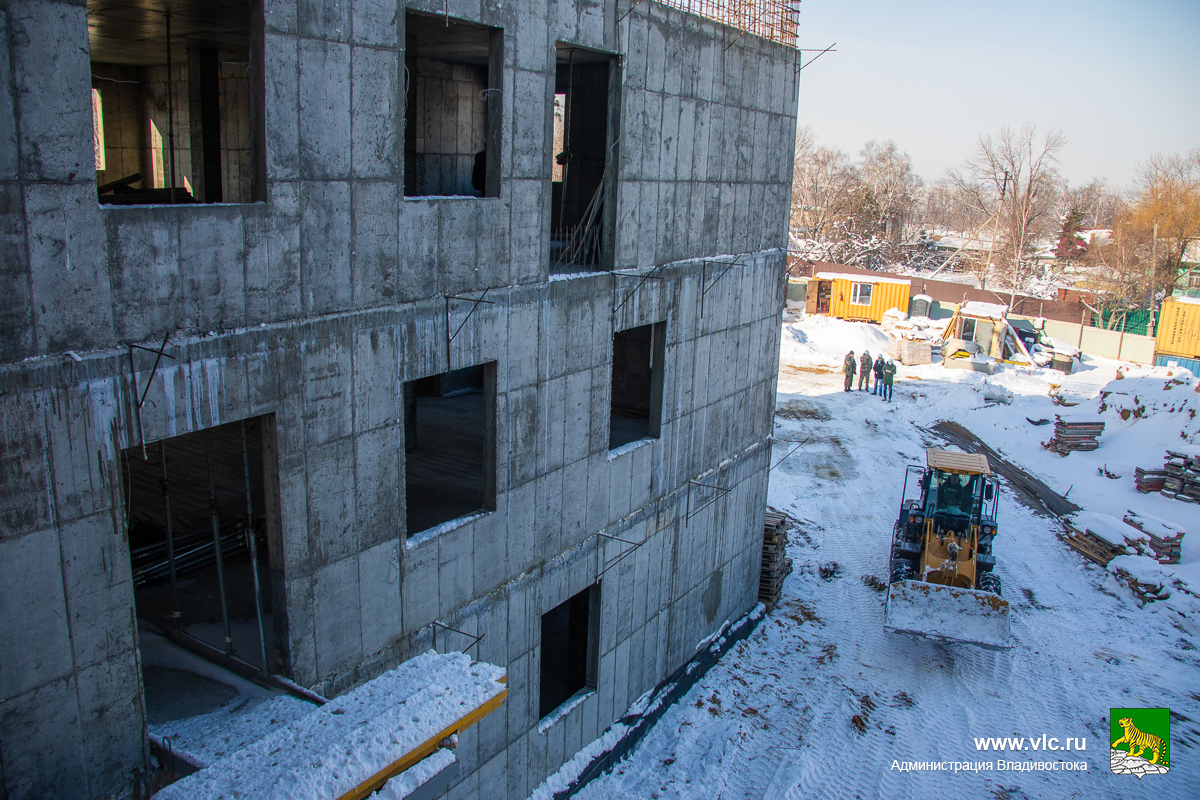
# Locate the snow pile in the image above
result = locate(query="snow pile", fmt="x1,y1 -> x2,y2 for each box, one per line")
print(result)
1098,369 -> 1199,436
781,315 -> 892,367
150,694 -> 315,768
155,652 -> 506,800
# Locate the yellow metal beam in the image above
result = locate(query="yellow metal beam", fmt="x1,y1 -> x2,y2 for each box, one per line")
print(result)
336,681 -> 508,800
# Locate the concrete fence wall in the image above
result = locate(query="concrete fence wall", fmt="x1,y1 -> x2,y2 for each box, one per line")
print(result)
1033,317 -> 1156,364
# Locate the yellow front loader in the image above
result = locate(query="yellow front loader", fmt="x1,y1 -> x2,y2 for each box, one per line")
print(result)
883,449 -> 1013,650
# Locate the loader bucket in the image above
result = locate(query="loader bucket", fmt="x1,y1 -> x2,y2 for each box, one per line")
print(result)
884,580 -> 1013,650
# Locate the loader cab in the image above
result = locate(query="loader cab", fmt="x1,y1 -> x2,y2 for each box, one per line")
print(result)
885,449 -> 1012,649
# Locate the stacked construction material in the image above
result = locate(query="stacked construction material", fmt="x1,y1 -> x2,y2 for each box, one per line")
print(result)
759,510 -> 793,610
1061,512 -> 1138,566
1134,466 -> 1168,493
886,335 -> 933,365
1045,414 -> 1105,455
1161,448 -> 1200,503
1123,510 -> 1186,564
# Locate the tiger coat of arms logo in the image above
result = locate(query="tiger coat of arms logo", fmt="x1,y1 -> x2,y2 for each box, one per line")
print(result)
1110,707 -> 1170,778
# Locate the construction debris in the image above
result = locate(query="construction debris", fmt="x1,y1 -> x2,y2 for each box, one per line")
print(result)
1161,448 -> 1200,503
1123,510 -> 1186,564
759,510 -> 793,610
1044,415 -> 1105,455
1109,556 -> 1175,604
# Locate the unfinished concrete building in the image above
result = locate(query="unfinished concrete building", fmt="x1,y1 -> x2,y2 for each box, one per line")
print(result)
0,0 -> 800,797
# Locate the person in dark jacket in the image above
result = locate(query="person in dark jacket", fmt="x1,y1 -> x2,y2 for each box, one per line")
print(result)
872,354 -> 885,395
881,358 -> 896,401
843,351 -> 856,392
859,350 -> 872,391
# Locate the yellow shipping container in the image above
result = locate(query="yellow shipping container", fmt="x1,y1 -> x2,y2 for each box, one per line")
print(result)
1156,296 -> 1200,359
809,272 -> 911,323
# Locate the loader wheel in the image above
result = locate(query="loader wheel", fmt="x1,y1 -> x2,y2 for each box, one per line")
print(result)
891,559 -> 915,584
978,573 -> 1001,595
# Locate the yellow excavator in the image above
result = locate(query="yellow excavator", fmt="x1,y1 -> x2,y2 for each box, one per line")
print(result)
884,449 -> 1013,650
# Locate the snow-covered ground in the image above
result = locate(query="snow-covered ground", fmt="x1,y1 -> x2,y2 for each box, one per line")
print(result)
567,314 -> 1200,799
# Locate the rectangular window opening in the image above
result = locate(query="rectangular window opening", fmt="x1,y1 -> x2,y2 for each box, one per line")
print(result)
404,11 -> 502,198
539,584 -> 599,720
120,416 -> 287,721
550,44 -> 616,273
850,282 -> 873,306
404,363 -> 497,536
609,321 -> 666,450
88,0 -> 265,205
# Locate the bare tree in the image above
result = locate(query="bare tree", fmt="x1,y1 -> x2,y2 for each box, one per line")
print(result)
948,124 -> 1066,303
790,126 -> 857,241
1060,178 -> 1124,230
857,140 -> 921,243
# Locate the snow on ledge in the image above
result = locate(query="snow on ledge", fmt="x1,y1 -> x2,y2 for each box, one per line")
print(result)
607,437 -> 653,460
538,690 -> 593,733
405,510 -> 493,549
154,651 -> 506,800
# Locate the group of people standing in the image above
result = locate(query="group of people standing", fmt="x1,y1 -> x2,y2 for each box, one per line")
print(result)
842,349 -> 896,401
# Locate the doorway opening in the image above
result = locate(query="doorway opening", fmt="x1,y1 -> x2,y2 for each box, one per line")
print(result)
550,44 -> 616,272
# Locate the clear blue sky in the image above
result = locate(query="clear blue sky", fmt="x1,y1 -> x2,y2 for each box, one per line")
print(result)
794,0 -> 1200,191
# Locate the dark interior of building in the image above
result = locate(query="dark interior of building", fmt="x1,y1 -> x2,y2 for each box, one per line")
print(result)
610,323 -> 664,449
404,364 -> 494,535
404,11 -> 500,198
539,585 -> 596,719
550,45 -> 612,270
121,415 -> 279,723
87,0 -> 260,204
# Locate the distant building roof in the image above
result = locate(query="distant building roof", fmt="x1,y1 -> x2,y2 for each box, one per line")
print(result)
814,272 -> 910,285
961,301 -> 1008,318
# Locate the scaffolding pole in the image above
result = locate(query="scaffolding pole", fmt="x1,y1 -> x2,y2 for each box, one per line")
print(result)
206,430 -> 235,656
242,420 -> 269,672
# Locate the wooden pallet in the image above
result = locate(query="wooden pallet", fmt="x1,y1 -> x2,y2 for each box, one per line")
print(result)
759,510 -> 791,609
1060,523 -> 1124,566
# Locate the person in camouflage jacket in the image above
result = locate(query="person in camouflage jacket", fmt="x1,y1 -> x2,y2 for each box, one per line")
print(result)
843,351 -> 856,392
859,350 -> 872,391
